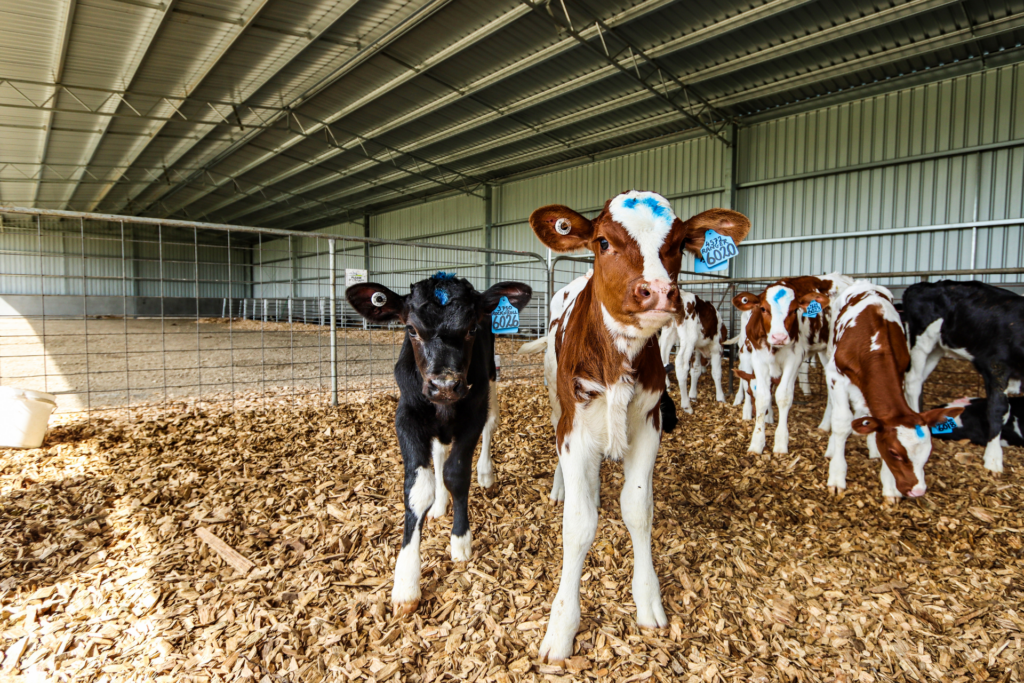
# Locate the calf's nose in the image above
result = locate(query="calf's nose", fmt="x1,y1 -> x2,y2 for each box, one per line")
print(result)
768,332 -> 789,346
907,483 -> 926,498
634,279 -> 678,311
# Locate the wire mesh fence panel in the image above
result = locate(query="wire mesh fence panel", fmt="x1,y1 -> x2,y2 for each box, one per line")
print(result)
0,208 -> 548,418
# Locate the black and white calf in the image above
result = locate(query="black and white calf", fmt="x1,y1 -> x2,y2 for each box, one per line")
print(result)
347,274 -> 531,615
930,396 -> 1024,448
903,280 -> 1024,473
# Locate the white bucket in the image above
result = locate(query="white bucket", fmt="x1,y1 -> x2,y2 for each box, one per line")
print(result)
0,387 -> 57,449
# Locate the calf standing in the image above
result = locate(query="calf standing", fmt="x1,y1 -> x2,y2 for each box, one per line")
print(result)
347,275 -> 531,615
903,280 -> 1024,473
822,281 -> 961,501
930,396 -> 1024,448
528,190 -> 750,662
659,293 -> 727,413
732,273 -> 851,455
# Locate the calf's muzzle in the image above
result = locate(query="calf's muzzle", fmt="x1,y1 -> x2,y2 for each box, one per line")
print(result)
424,374 -> 469,404
633,279 -> 679,312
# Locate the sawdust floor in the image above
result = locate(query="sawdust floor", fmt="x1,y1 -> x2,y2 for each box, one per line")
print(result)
0,378 -> 1021,683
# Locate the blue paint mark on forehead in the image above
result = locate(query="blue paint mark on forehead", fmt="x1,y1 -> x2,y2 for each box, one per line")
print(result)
435,288 -> 450,306
772,288 -> 787,305
621,194 -> 672,222
915,425 -> 925,438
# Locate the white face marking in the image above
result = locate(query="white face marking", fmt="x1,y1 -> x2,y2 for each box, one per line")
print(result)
895,425 -> 930,495
608,191 -> 676,284
764,285 -> 794,343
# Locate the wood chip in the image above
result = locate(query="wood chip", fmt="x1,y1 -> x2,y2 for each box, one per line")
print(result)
195,527 -> 255,575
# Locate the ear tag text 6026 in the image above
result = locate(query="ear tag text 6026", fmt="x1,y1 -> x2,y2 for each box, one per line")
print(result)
803,300 -> 822,318
695,229 -> 737,274
491,296 -> 520,334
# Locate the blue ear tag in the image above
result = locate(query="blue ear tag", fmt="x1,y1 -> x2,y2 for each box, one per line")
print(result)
491,296 -> 520,334
695,229 -> 737,274
803,300 -> 822,318
931,417 -> 957,435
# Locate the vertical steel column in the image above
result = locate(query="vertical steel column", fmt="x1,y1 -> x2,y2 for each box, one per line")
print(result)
329,239 -> 338,406
363,214 -> 371,274
484,184 -> 493,287
722,123 -> 740,396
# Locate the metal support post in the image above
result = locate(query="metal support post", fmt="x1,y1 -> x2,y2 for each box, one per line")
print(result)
723,123 -> 739,396
484,184 -> 493,287
329,239 -> 339,406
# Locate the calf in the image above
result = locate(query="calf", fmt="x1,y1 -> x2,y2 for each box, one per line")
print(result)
821,281 -> 961,501
346,274 -> 531,615
658,293 -> 727,413
733,368 -> 779,422
527,190 -> 749,662
930,396 -> 1024,448
731,273 -> 851,454
902,280 -> 1024,473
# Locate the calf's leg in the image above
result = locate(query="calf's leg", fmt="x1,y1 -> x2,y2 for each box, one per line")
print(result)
983,374 -> 1010,473
427,439 -> 451,520
710,348 -> 725,402
772,356 -> 802,454
539,431 -> 602,663
824,386 -> 852,495
445,428 -> 485,561
674,339 -> 697,414
393,424 -> 435,615
621,397 -> 668,630
660,325 -> 678,389
476,382 -> 499,488
748,359 -> 773,454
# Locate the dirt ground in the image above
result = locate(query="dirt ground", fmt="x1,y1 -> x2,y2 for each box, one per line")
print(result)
0,317 -> 541,414
0,373 -> 1021,683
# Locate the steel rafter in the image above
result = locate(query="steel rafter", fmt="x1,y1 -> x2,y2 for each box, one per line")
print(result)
520,0 -> 734,146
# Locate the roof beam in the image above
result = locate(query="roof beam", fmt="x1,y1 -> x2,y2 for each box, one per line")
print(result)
201,0 -> 815,224
31,0 -> 78,207
146,2 -> 527,219
94,0 -> 366,214
267,11 -> 1024,230
218,0 -> 980,226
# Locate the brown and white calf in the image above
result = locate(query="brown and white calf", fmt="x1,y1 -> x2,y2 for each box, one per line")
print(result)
731,273 -> 852,454
528,191 -> 749,662
821,281 -> 962,501
658,293 -> 727,413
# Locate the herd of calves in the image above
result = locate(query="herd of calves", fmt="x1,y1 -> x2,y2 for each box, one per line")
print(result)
345,190 -> 1023,664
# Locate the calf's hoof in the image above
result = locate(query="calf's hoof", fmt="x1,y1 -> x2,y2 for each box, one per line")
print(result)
549,483 -> 565,502
682,405 -> 694,415
450,532 -> 472,562
393,599 -> 419,616
477,469 -> 495,489
636,599 -> 669,630
827,485 -> 845,497
426,499 -> 448,520
538,630 -> 575,665
883,496 -> 901,506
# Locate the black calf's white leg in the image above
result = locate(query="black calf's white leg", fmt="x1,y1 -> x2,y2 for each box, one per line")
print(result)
477,383 -> 499,488
392,428 -> 435,615
983,374 -> 1010,473
427,439 -> 451,519
445,430 -> 483,561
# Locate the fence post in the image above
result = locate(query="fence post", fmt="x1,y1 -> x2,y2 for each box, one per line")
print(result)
329,239 -> 338,407
484,184 -> 493,287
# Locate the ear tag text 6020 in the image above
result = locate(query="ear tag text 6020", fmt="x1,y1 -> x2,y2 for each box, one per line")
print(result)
491,296 -> 520,334
803,300 -> 822,318
695,229 -> 737,274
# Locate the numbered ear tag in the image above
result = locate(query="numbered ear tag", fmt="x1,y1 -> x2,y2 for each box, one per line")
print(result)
695,229 -> 737,274
803,300 -> 822,318
555,218 -> 572,235
931,417 -> 958,435
491,296 -> 520,334
370,292 -> 387,307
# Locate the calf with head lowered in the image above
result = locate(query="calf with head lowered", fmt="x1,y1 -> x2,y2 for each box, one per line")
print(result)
820,281 -> 962,502
527,191 -> 750,663
347,274 -> 531,615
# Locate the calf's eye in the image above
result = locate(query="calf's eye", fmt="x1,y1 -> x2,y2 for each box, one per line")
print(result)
598,238 -> 609,251
405,325 -> 418,338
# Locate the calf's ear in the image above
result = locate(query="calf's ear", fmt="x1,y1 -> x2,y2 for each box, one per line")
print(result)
678,208 -> 751,256
481,281 -> 532,314
797,292 -> 830,310
732,291 -> 760,311
919,406 -> 964,426
852,416 -> 882,434
346,283 -> 405,323
530,205 -> 594,253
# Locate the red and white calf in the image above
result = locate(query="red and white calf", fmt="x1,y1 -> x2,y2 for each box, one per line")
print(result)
821,281 -> 962,501
731,273 -> 852,455
527,191 -> 750,662
659,294 -> 727,413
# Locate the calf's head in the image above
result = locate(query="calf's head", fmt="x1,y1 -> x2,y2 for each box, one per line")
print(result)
733,284 -> 829,347
531,191 -> 749,337
852,407 -> 963,497
347,275 -> 531,404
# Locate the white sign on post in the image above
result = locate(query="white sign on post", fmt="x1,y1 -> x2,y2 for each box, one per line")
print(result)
345,268 -> 368,287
